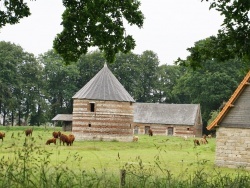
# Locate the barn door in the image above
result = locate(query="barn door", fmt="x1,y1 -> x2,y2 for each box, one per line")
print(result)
167,127 -> 173,136
134,126 -> 138,134
145,126 -> 150,134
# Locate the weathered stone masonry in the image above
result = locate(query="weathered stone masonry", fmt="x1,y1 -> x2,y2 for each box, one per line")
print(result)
215,127 -> 250,170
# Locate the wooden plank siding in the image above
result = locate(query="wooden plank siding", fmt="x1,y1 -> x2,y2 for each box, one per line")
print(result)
72,99 -> 134,141
220,85 -> 250,128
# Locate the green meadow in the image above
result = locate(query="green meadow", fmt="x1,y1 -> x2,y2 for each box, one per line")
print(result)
0,126 -> 249,188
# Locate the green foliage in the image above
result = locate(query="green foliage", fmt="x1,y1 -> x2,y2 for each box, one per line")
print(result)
40,50 -> 80,119
0,0 -> 30,28
207,109 -> 220,126
0,41 -> 45,126
155,64 -> 186,103
197,1 -> 250,68
53,0 -> 144,64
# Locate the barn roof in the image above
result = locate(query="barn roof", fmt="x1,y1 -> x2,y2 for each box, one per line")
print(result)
52,114 -> 72,121
72,63 -> 135,102
207,70 -> 250,130
134,103 -> 201,125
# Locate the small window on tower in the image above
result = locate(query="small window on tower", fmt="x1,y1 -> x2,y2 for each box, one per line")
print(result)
90,103 -> 95,112
89,124 -> 91,127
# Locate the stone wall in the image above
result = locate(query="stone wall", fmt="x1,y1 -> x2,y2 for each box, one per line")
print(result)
215,127 -> 250,170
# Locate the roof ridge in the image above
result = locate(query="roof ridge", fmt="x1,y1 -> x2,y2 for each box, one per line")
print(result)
207,70 -> 250,130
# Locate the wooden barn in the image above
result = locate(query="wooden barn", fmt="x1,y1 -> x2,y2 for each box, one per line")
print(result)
207,70 -> 250,169
71,63 -> 135,142
52,114 -> 72,131
134,103 -> 202,137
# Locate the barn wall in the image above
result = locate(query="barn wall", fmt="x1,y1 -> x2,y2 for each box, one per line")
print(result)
221,85 -> 250,127
215,127 -> 250,170
62,123 -> 72,132
72,99 -> 134,142
133,123 -> 196,137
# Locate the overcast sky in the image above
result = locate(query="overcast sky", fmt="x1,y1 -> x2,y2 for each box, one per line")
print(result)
0,0 -> 223,65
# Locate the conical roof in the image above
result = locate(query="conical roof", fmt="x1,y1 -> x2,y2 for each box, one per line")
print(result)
72,63 -> 135,102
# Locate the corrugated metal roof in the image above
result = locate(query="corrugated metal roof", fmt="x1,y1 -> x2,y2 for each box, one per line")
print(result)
207,70 -> 250,130
72,63 -> 135,102
52,114 -> 72,121
134,103 -> 200,125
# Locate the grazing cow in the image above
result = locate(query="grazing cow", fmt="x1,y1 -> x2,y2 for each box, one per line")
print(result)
59,134 -> 74,146
193,139 -> 200,146
68,134 -> 75,145
200,135 -> 208,144
133,136 -> 139,142
25,129 -> 33,136
200,138 -> 208,144
148,129 -> 153,136
0,132 -> 5,142
52,131 -> 61,138
60,134 -> 69,146
201,135 -> 208,144
46,138 -> 57,145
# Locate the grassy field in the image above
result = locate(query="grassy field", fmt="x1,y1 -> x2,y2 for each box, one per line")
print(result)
0,126 -> 249,187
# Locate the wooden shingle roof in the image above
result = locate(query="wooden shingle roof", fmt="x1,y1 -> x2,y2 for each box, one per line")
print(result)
207,70 -> 250,130
52,114 -> 72,121
72,63 -> 135,102
134,103 -> 201,125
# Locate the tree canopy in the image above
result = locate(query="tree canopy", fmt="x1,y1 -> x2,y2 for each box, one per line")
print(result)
0,0 -> 30,28
54,0 -> 144,64
1,1 -> 250,64
0,0 -> 144,63
184,0 -> 250,68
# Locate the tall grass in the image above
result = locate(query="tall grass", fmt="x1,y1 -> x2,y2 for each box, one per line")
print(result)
0,126 -> 250,187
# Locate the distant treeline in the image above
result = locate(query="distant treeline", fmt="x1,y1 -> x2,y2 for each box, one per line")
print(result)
0,41 -> 247,132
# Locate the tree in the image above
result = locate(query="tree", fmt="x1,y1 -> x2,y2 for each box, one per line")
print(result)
53,0 -> 144,64
110,52 -> 141,100
1,1 -> 144,64
199,1 -> 250,67
0,0 -> 30,28
0,41 -> 24,125
40,50 -> 80,119
135,51 -> 159,102
0,41 -> 43,126
154,65 -> 186,103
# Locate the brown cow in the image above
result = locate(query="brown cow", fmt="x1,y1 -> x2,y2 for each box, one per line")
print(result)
46,138 -> 57,145
0,132 -> 5,142
25,129 -> 33,136
60,134 -> 75,146
60,134 -> 70,146
68,134 -> 75,145
148,129 -> 153,136
52,131 -> 61,138
193,139 -> 200,146
200,135 -> 208,144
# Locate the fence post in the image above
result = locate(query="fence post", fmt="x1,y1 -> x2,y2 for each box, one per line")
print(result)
120,169 -> 126,187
